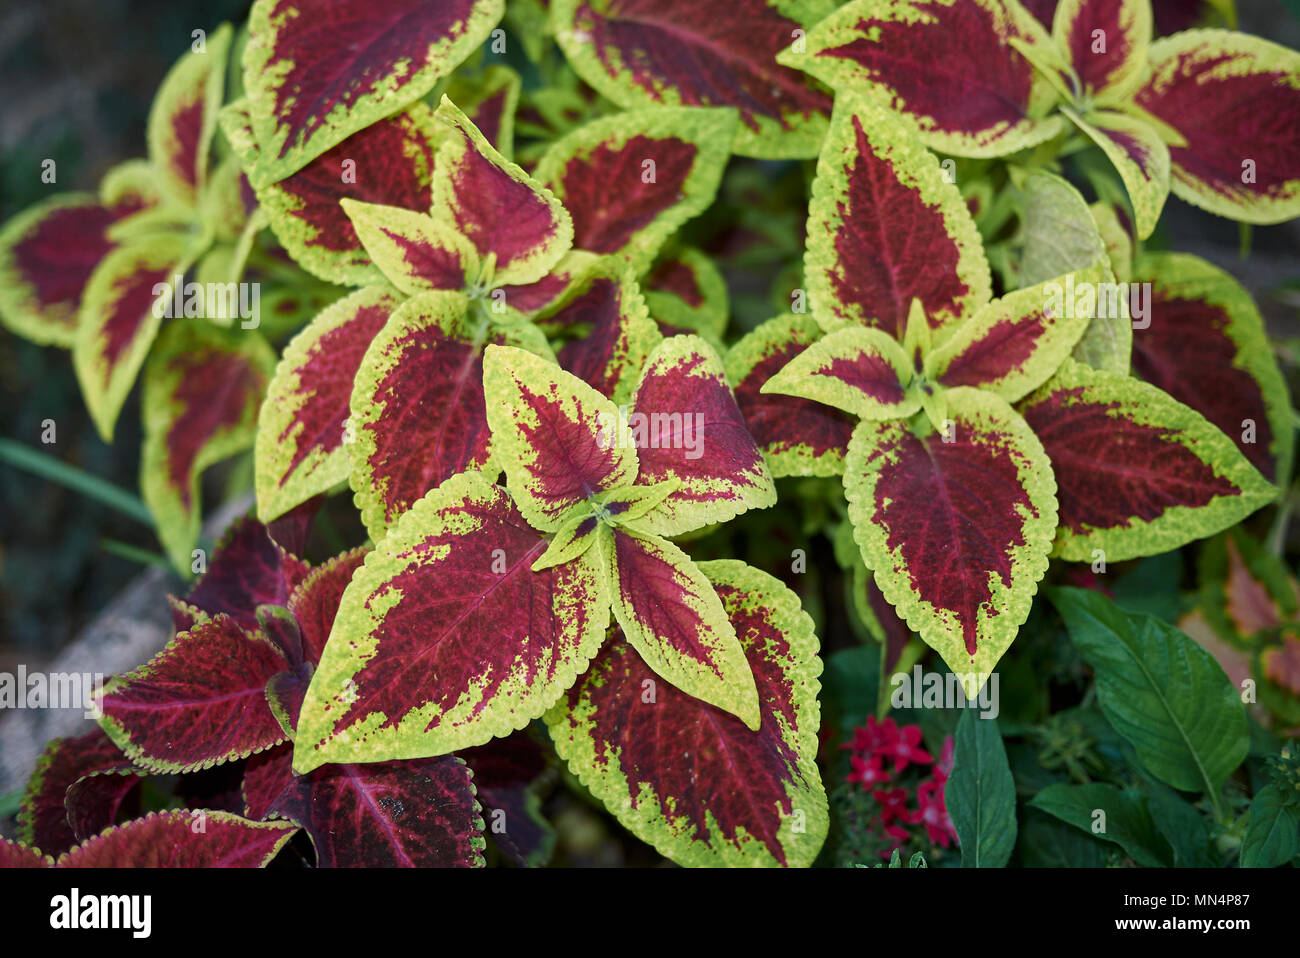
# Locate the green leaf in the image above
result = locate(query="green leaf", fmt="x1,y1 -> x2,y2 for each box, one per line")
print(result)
947,708 -> 1017,868
1240,784 -> 1300,868
1029,782 -> 1172,866
1049,587 -> 1248,796
1062,107 -> 1170,240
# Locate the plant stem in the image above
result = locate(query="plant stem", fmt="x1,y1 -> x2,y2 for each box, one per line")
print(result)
0,439 -> 154,527
100,537 -> 171,569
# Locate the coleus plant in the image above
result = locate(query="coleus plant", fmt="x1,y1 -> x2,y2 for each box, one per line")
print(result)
781,0 -> 1300,236
286,343 -> 828,866
745,91 -> 1275,690
3,514 -> 493,868
252,93 -> 737,534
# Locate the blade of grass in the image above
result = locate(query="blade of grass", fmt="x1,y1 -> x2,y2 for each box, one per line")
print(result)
0,438 -> 153,528
100,537 -> 172,570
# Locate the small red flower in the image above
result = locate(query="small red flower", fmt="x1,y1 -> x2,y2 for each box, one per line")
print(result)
916,778 -> 956,847
848,754 -> 891,788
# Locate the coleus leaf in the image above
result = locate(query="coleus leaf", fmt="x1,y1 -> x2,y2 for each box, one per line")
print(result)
256,104 -> 443,286
0,191 -> 152,348
98,614 -> 289,773
341,198 -> 479,295
430,96 -> 574,287
250,746 -> 486,867
483,343 -> 638,532
551,0 -> 834,159
56,810 -> 297,867
1015,171 -> 1130,374
256,285 -> 402,523
294,471 -> 610,772
805,92 -> 991,340
64,769 -> 142,846
181,514 -> 305,631
924,265 -> 1107,402
1133,30 -> 1300,223
643,247 -> 729,341
1019,358 -> 1276,562
1130,252 -> 1294,484
239,0 -> 505,184
0,840 -> 52,868
348,291 -> 553,538
72,231 -> 192,441
726,315 -> 856,478
140,322 -> 276,572
1062,106 -> 1170,239
761,325 -> 919,420
461,734 -> 557,867
627,335 -> 777,537
534,107 -> 737,273
843,389 -> 1058,691
547,559 -> 827,866
147,24 -> 232,207
783,0 -> 1064,157
1051,0 -> 1151,102
603,528 -> 761,729
445,63 -> 523,156
19,729 -> 137,857
550,267 -> 663,405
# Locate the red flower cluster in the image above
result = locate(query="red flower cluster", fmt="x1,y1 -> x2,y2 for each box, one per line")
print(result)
842,716 -> 956,855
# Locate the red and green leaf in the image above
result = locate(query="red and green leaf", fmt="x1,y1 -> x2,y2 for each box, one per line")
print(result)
761,325 -> 918,420
253,747 -> 486,867
0,840 -> 51,868
182,514 -> 304,630
550,268 -> 662,405
643,247 -> 729,341
925,265 -> 1106,401
0,193 -> 149,348
1019,358 -> 1277,562
341,198 -> 478,295
548,559 -> 826,866
256,286 -> 400,523
603,528 -> 761,728
1052,0 -> 1151,102
431,97 -> 574,286
461,734 -> 557,866
18,729 -> 137,857
1134,30 -> 1300,223
627,335 -> 777,536
72,232 -> 192,441
784,0 -> 1064,157
289,548 -> 370,667
726,315 -> 857,477
1131,253 -> 1292,485
843,389 -> 1058,689
805,92 -> 991,339
348,292 -> 553,539
534,107 -> 737,272
240,0 -> 504,184
56,810 -> 297,868
445,64 -> 523,157
147,25 -> 233,207
256,104 -> 443,286
64,770 -> 142,847
483,344 -> 638,533
98,615 -> 289,773
1063,107 -> 1170,239
294,471 -> 610,771
140,322 -> 276,572
552,0 -> 834,159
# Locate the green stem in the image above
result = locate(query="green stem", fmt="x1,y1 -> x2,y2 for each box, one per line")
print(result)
0,439 -> 154,527
100,537 -> 171,569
